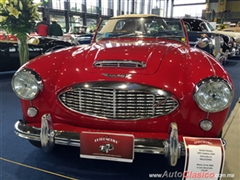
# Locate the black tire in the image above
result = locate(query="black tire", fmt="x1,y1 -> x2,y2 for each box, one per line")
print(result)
29,140 -> 42,148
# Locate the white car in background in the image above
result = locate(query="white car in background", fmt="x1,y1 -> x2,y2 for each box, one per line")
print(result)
214,27 -> 240,44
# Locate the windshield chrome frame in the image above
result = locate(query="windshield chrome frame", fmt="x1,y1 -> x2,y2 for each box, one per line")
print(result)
92,16 -> 189,47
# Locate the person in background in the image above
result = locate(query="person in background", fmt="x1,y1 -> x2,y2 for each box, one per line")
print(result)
36,17 -> 49,36
48,18 -> 63,37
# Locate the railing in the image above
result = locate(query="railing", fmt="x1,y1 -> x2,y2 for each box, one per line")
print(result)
50,0 -> 65,10
100,7 -> 113,16
86,5 -> 99,14
69,3 -> 83,12
41,0 -> 115,17
204,11 -> 240,23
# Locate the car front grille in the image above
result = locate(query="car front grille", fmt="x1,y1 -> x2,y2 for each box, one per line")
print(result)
58,82 -> 179,120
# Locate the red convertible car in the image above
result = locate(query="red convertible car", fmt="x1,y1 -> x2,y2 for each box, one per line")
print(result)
12,14 -> 234,166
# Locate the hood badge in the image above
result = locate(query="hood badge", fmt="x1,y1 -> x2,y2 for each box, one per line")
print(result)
102,73 -> 133,78
153,98 -> 168,107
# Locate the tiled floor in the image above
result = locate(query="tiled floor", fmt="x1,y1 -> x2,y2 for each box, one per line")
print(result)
222,98 -> 240,180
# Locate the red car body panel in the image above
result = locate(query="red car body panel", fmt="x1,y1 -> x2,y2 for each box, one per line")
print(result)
0,32 -> 41,42
19,37 -> 232,139
0,33 -> 18,41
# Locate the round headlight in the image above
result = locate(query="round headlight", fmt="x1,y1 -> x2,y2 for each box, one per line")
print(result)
194,78 -> 233,112
12,69 -> 43,100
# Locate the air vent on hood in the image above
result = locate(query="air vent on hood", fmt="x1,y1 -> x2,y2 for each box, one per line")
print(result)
93,60 -> 146,68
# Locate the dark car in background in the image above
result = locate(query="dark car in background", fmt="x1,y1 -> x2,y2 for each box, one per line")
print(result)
183,17 -> 239,58
77,33 -> 94,44
0,33 -> 79,72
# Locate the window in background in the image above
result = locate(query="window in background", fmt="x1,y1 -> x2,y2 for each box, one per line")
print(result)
173,0 -> 206,5
101,0 -> 108,16
124,0 -> 128,14
144,0 -> 150,14
87,0 -> 97,14
51,0 -> 65,10
151,0 -> 165,17
108,0 -> 113,16
69,16 -> 83,33
152,0 -> 160,8
70,0 -> 82,12
121,0 -> 124,14
86,18 -> 97,33
49,15 -> 66,32
128,0 -> 132,14
113,0 -> 118,16
166,0 -> 172,17
136,0 -> 144,14
173,4 -> 206,18
33,0 -> 41,4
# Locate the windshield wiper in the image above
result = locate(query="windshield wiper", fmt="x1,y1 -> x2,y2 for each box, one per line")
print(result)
118,31 -> 144,37
118,32 -> 137,37
151,31 -> 177,36
156,35 -> 183,38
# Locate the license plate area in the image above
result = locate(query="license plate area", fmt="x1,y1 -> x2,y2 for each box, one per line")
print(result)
80,131 -> 134,163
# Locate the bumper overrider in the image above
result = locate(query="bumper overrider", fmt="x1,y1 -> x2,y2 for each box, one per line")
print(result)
14,113 -> 226,166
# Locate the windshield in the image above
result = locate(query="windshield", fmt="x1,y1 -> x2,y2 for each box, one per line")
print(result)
95,15 -> 186,44
207,22 -> 215,31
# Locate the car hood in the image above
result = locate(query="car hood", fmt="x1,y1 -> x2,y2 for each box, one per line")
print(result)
21,38 -> 232,136
77,38 -> 184,75
25,37 -> 226,96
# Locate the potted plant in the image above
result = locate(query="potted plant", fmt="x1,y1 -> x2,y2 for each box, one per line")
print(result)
0,0 -> 42,65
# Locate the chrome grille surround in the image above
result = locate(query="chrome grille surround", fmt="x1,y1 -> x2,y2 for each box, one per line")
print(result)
58,82 -> 179,120
93,60 -> 146,68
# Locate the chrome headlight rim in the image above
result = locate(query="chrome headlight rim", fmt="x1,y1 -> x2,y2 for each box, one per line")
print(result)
11,68 -> 43,100
194,77 -> 233,113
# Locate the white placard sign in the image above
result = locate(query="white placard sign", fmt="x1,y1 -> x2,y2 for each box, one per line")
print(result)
183,137 -> 225,180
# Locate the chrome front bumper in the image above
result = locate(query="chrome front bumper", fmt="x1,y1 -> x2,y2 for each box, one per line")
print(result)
14,114 -> 226,166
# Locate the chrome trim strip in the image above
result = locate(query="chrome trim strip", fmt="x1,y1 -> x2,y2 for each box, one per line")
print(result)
15,119 -> 227,166
113,89 -> 116,118
189,41 -> 197,45
102,74 -> 133,78
40,114 -> 54,152
15,120 -> 184,155
168,122 -> 181,166
70,82 -> 173,94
